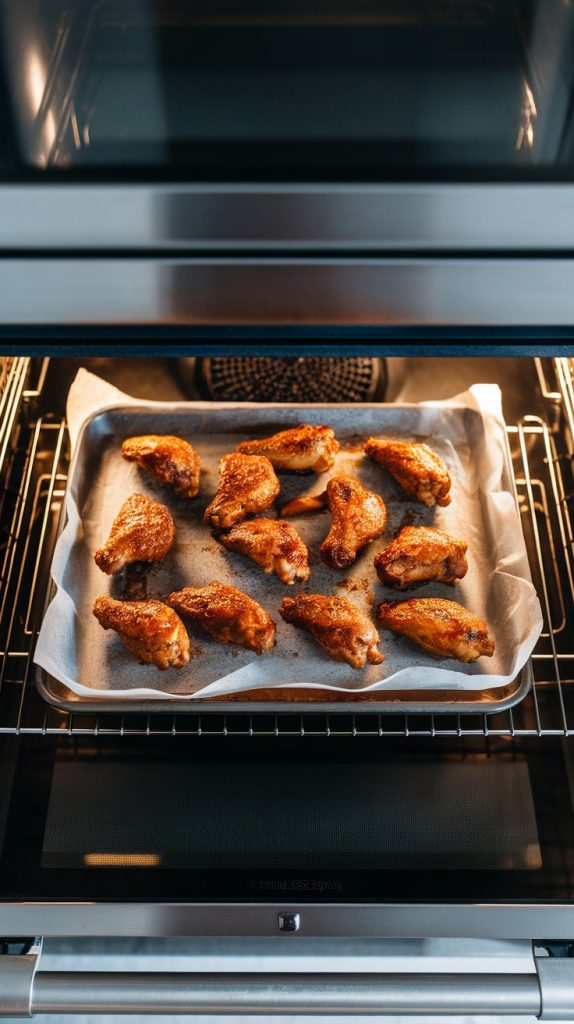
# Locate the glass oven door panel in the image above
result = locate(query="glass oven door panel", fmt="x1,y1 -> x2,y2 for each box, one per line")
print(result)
0,736 -> 573,903
1,0 -> 574,179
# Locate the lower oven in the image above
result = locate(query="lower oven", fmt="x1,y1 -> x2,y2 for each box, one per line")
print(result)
0,352 -> 574,1018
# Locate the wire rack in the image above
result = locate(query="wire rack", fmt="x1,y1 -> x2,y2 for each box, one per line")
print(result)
2,358 -> 574,739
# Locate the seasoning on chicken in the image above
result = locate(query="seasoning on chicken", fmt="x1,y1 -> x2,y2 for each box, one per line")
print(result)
280,593 -> 384,669
237,423 -> 339,472
364,438 -> 451,507
375,525 -> 468,589
204,453 -> 280,530
280,491 -> 328,517
92,596 -> 190,670
94,493 -> 176,575
168,581 -> 276,654
320,476 -> 387,569
122,435 -> 201,498
376,598 -> 494,662
219,518 -> 310,585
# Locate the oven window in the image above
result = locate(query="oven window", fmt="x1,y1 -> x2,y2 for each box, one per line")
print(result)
1,0 -> 574,179
0,737 -> 572,903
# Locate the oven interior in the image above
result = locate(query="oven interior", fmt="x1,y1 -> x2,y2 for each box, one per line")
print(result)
0,353 -> 574,911
2,0 -> 574,178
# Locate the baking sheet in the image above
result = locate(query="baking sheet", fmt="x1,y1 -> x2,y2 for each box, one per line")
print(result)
33,371 -> 543,701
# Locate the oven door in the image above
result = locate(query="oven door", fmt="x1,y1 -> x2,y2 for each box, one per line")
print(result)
0,734 -> 573,1016
1,0 -> 574,325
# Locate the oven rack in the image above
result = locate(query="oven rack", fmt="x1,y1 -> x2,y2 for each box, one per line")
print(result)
1,385 -> 573,738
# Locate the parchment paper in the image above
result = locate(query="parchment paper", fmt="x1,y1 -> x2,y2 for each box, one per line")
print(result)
33,370 -> 543,700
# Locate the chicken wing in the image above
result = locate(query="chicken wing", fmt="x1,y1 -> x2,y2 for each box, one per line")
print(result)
280,593 -> 384,669
204,453 -> 280,530
92,596 -> 190,669
219,518 -> 310,585
122,434 -> 201,498
94,493 -> 176,575
376,598 -> 494,662
365,439 -> 451,507
168,581 -> 276,654
320,476 -> 387,569
280,492 -> 328,517
237,424 -> 339,472
375,526 -> 468,589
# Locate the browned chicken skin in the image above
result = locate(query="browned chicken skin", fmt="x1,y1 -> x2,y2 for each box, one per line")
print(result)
92,596 -> 190,669
376,598 -> 494,662
204,453 -> 280,530
365,439 -> 451,507
375,526 -> 468,589
168,581 -> 276,654
320,476 -> 387,569
122,435 -> 201,498
94,493 -> 176,575
237,423 -> 339,472
280,593 -> 384,669
219,518 -> 310,585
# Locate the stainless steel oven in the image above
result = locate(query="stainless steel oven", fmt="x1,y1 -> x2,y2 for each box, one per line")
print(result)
1,0 -> 574,1017
0,355 -> 571,1017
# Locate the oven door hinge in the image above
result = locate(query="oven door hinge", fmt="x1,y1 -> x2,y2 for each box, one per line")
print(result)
0,937 -> 42,1017
534,942 -> 574,1020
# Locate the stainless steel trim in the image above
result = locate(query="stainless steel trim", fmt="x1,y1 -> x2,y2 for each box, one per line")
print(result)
3,258 -> 574,324
0,940 -> 41,1017
28,971 -> 541,1016
0,904 -> 574,940
536,958 -> 574,1020
1,185 -> 574,252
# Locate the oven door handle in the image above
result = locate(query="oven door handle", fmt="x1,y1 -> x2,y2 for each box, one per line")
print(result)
2,968 -> 550,1017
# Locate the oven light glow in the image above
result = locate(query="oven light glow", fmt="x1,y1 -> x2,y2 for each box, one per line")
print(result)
26,49 -> 46,115
84,853 -> 161,867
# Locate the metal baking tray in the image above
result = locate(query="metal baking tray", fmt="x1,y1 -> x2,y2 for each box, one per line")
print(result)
36,401 -> 534,716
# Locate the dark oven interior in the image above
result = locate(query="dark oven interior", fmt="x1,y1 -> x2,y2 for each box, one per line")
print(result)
1,353 -> 574,912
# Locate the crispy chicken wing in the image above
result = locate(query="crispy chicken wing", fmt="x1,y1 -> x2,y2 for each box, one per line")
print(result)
92,596 -> 190,669
237,423 -> 339,472
94,493 -> 176,575
280,593 -> 384,669
375,526 -> 468,589
168,581 -> 276,654
365,439 -> 451,507
204,453 -> 280,530
219,518 -> 310,585
280,492 -> 328,517
320,476 -> 387,569
376,598 -> 494,662
122,434 -> 201,498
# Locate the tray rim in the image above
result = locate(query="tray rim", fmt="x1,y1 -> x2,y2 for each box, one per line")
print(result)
35,398 -> 533,716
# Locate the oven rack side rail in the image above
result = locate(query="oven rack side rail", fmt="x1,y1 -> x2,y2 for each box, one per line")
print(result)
1,368 -> 574,738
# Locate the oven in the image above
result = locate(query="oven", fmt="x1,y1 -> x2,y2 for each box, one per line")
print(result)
0,355 -> 569,1018
1,0 -> 574,1018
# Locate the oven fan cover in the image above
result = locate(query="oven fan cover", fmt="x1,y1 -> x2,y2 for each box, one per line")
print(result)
196,356 -> 386,403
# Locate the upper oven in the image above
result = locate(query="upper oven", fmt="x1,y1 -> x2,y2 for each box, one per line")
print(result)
1,0 -> 574,326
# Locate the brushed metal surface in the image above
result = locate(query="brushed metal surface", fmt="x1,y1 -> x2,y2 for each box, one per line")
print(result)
0,185 -> 574,252
0,903 -> 573,940
3,258 -> 574,325
30,970 -> 542,1015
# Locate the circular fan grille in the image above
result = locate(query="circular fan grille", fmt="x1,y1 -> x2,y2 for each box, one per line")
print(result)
198,357 -> 385,403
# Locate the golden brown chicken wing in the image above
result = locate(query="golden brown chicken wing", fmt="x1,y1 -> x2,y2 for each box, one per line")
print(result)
122,435 -> 201,498
237,424 -> 339,472
365,439 -> 451,507
219,518 -> 310,585
320,476 -> 387,569
204,453 -> 280,530
168,581 -> 276,654
280,593 -> 384,669
94,493 -> 176,575
280,492 -> 328,517
92,596 -> 190,669
375,526 -> 468,589
376,598 -> 494,662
